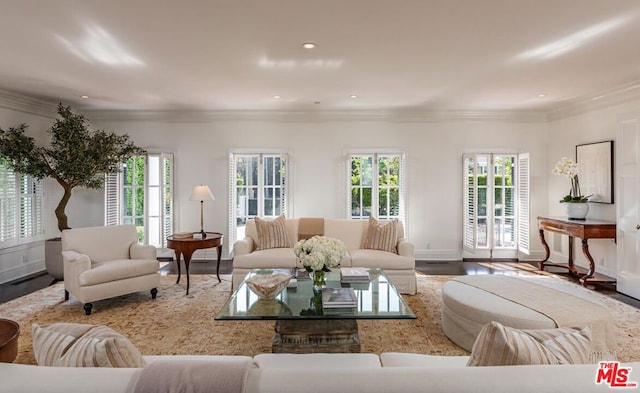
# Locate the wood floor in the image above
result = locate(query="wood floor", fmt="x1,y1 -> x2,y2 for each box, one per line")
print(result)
2,260 -> 639,309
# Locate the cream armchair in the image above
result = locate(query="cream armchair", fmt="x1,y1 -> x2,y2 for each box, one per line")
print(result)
62,225 -> 160,315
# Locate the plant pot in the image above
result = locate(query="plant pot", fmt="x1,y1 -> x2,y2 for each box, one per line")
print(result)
564,202 -> 589,220
45,237 -> 63,280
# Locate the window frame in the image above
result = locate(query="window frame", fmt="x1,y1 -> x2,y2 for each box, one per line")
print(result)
228,150 -> 289,247
345,151 -> 407,229
104,152 -> 174,248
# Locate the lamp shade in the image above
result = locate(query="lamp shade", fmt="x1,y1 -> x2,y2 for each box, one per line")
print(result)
190,185 -> 215,201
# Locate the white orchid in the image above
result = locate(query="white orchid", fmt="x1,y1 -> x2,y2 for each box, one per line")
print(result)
553,157 -> 589,203
294,236 -> 346,272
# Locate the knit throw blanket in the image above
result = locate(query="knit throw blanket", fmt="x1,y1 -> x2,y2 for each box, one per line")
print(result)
452,275 -> 617,353
133,359 -> 255,393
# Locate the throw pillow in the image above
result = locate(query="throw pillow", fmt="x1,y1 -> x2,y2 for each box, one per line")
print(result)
467,321 -> 592,366
32,322 -> 146,368
255,214 -> 291,250
361,217 -> 398,253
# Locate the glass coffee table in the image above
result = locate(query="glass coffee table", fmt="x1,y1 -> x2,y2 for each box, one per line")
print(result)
215,268 -> 416,353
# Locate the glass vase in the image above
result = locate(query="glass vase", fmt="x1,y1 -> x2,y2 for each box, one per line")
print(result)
312,270 -> 326,290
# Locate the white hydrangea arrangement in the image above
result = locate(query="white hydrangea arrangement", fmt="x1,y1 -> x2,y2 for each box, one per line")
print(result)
293,236 -> 346,272
552,157 -> 590,203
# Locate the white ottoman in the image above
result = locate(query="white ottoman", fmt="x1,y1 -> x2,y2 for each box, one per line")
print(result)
441,275 -> 616,352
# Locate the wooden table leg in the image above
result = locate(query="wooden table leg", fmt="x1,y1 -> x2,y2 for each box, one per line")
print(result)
182,250 -> 195,295
174,250 -> 182,284
538,229 -> 550,270
216,245 -> 222,283
579,238 -> 596,286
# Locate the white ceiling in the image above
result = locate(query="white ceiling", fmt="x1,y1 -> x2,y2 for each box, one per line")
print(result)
1,0 -> 640,114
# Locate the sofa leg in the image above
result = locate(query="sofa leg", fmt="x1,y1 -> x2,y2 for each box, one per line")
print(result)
83,303 -> 93,315
151,288 -> 158,299
64,290 -> 69,301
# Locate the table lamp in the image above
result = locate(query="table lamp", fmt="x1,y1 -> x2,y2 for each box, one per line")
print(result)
190,185 -> 215,239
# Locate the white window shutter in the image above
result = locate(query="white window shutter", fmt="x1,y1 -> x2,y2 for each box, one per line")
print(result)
0,163 -> 17,244
517,153 -> 530,255
161,153 -> 174,246
104,171 -> 120,226
463,154 -> 476,252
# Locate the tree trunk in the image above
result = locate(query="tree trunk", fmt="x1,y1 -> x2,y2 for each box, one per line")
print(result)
55,183 -> 72,231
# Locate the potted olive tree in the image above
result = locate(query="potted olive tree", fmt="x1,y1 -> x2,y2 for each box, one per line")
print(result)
0,103 -> 145,279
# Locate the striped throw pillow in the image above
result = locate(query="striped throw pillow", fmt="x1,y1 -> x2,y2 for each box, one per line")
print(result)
467,321 -> 592,366
255,214 -> 291,250
361,217 -> 398,253
32,323 -> 146,367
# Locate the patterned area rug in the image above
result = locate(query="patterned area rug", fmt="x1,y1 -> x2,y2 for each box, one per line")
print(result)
1,271 -> 639,365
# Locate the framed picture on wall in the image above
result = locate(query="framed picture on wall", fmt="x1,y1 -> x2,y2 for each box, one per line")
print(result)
576,140 -> 614,204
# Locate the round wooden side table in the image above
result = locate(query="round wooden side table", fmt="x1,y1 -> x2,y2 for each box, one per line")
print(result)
167,232 -> 223,295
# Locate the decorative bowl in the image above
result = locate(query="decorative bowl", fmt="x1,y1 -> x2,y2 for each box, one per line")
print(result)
246,273 -> 292,299
0,319 -> 20,363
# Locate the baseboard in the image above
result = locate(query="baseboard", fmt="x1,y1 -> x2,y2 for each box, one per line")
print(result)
0,258 -> 46,285
415,249 -> 461,261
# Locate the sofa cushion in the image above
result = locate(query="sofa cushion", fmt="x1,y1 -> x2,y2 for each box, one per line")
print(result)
255,215 -> 292,250
349,249 -> 414,269
362,217 -> 398,253
380,353 -> 469,368
32,323 -> 146,367
79,259 -> 160,286
324,219 -> 368,251
467,321 -> 593,366
233,248 -> 298,269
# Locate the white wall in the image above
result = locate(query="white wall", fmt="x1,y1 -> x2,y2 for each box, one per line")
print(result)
547,98 -> 640,278
90,113 -> 550,261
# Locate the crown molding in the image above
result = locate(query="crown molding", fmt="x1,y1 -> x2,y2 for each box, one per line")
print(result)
82,108 -> 548,123
0,90 -> 58,118
548,80 -> 640,121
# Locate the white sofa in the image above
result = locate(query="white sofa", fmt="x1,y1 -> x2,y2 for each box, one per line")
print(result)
1,353 -> 637,393
62,225 -> 160,315
232,218 -> 416,294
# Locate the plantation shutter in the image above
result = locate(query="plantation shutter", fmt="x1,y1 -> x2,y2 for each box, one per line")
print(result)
517,153 -> 530,255
279,153 -> 288,217
0,163 -> 17,244
19,175 -> 43,239
104,171 -> 121,226
463,154 -> 477,252
161,153 -> 174,246
228,153 -> 237,247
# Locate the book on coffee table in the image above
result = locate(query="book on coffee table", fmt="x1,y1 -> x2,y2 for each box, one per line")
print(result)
340,268 -> 370,283
322,288 -> 357,308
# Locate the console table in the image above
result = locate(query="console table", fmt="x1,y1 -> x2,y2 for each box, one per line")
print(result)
537,216 -> 616,286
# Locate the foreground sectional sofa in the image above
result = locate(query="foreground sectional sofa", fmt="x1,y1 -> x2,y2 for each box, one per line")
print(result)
2,353 -> 637,393
232,217 -> 416,294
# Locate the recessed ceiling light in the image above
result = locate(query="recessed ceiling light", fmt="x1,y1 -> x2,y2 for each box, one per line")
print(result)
350,95 -> 358,99
80,95 -> 89,99
538,94 -> 546,97
302,42 -> 316,49
273,95 -> 281,99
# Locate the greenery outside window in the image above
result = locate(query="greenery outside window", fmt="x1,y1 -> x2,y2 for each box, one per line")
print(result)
347,152 -> 406,224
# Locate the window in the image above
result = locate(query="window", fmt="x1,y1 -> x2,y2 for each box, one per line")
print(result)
105,153 -> 173,249
229,152 -> 288,246
463,153 -> 529,259
0,161 -> 43,247
347,152 -> 406,223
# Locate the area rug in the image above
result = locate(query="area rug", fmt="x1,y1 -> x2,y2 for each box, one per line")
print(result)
1,272 -> 639,365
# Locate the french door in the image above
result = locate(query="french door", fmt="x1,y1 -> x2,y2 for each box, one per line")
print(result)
463,153 -> 529,259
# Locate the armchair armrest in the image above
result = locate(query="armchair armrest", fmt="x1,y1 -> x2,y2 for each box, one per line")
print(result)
397,238 -> 414,258
232,237 -> 254,257
130,243 -> 157,260
61,250 -> 91,276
